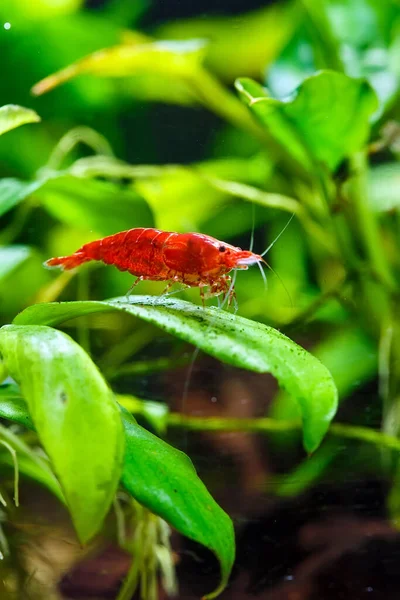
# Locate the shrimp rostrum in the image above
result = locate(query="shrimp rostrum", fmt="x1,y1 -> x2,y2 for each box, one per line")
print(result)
45,228 -> 265,304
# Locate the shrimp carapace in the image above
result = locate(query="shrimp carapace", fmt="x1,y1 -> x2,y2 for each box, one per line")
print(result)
44,227 -> 264,302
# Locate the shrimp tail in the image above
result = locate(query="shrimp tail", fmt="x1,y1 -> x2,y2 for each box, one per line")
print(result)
44,251 -> 90,271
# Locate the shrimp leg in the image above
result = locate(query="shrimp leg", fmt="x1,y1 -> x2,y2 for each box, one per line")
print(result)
125,276 -> 144,299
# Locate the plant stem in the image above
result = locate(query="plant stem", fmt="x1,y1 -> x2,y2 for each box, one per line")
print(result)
349,151 -> 396,290
165,413 -> 400,453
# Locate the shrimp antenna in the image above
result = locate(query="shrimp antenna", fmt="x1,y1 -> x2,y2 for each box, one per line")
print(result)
256,260 -> 268,291
261,257 -> 293,308
261,213 -> 295,257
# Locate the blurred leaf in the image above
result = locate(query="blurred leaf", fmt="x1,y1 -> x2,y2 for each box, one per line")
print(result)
0,173 -> 153,236
0,179 -> 42,219
32,38 -> 207,100
121,408 -> 234,600
266,27 -> 316,98
39,174 -> 154,237
236,71 -> 378,170
157,3 -> 297,82
0,246 -> 32,281
275,440 -> 339,497
301,0 -> 400,111
0,325 -> 124,543
1,0 -> 83,21
69,153 -> 272,231
368,163 -> 400,212
14,297 -> 338,453
0,105 -> 40,136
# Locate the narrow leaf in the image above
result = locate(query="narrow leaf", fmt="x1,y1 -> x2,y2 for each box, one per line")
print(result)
31,38 -> 207,99
0,325 -> 124,543
0,105 -> 40,136
14,297 -> 339,452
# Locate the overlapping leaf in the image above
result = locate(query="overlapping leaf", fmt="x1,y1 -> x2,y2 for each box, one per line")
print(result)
0,383 -> 234,599
0,325 -> 124,542
14,297 -> 338,452
236,71 -> 378,170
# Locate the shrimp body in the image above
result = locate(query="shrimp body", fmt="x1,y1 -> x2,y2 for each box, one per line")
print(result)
45,228 -> 263,300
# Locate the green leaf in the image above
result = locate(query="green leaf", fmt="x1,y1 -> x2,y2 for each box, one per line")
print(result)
0,383 -> 35,430
157,2 -> 297,82
271,327 -> 377,421
0,325 -> 124,543
368,163 -> 400,212
0,246 -> 33,281
69,153 -> 272,232
14,297 -> 339,453
31,37 -> 208,100
121,409 -> 234,599
0,382 -> 234,599
0,173 -> 154,233
0,179 -> 42,218
236,71 -> 378,170
39,174 -> 154,236
0,104 -> 40,136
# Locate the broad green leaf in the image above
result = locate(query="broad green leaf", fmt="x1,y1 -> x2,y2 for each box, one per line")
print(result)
121,409 -> 234,599
31,38 -> 207,99
0,173 -> 153,234
0,325 -> 124,543
14,297 -> 339,452
38,174 -> 153,236
0,383 -> 234,599
157,3 -> 297,82
69,153 -> 272,231
0,246 -> 33,281
0,179 -> 42,218
236,71 -> 378,170
368,163 -> 400,212
0,105 -> 40,136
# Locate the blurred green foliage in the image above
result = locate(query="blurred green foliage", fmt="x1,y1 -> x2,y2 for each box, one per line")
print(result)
1,0 -> 400,597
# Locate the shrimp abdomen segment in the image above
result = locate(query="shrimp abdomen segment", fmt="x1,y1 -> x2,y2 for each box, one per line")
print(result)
79,228 -> 175,279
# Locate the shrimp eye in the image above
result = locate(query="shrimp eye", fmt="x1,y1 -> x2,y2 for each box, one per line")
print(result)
219,245 -> 226,252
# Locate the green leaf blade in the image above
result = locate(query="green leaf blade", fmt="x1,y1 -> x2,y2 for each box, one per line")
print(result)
15,297 -> 339,452
0,325 -> 124,543
0,104 -> 40,136
236,71 -> 379,170
121,409 -> 234,599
